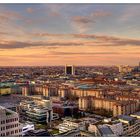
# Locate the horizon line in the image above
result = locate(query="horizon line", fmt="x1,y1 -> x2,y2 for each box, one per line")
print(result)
0,64 -> 139,67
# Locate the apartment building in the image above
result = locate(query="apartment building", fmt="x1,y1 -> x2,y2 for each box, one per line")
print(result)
113,101 -> 138,116
79,96 -> 139,117
58,86 -> 71,98
22,84 -> 59,97
118,115 -> 140,136
71,88 -> 104,98
0,106 -> 21,136
0,87 -> 11,95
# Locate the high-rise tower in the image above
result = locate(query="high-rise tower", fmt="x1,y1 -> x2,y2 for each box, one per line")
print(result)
65,65 -> 75,75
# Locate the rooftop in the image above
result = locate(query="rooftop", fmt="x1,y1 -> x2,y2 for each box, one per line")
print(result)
98,125 -> 114,136
0,105 -> 17,117
118,115 -> 136,122
131,111 -> 140,119
131,111 -> 140,116
63,117 -> 82,123
24,129 -> 50,136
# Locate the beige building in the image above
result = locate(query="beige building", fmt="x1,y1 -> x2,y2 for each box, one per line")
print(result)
0,106 -> 21,136
42,85 -> 49,97
58,87 -> 70,98
79,96 -> 139,117
72,88 -> 104,98
21,85 -> 35,96
0,87 -> 11,95
118,65 -> 132,73
22,84 -> 53,97
116,95 -> 140,107
113,101 -> 138,116
34,85 -> 43,95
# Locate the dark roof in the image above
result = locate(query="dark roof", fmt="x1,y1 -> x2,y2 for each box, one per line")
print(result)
98,126 -> 114,136
24,129 -> 51,137
118,115 -> 135,122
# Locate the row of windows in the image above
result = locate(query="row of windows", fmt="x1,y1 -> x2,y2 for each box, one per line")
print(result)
1,120 -> 5,124
6,124 -> 19,129
1,124 -> 19,131
1,127 -> 5,131
1,118 -> 18,124
6,118 -> 18,123
0,129 -> 21,136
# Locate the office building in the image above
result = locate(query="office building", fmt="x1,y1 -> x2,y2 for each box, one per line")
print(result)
52,100 -> 78,117
57,118 -> 86,133
65,65 -> 75,75
18,98 -> 53,124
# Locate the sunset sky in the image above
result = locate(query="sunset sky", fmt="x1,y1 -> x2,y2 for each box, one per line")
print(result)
0,4 -> 140,66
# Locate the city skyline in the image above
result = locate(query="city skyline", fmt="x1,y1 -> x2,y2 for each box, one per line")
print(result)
0,4 -> 140,66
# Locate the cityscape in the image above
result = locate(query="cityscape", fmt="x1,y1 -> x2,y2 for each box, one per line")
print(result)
0,3 -> 140,137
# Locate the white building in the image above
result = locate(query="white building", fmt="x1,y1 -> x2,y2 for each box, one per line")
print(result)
21,122 -> 34,136
19,100 -> 53,123
0,106 -> 21,136
57,118 -> 86,133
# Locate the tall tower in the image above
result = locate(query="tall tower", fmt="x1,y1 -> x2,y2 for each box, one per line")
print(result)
65,65 -> 75,75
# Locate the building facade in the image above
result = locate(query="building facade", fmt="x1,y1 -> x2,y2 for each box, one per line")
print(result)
79,96 -> 139,117
0,106 -> 21,136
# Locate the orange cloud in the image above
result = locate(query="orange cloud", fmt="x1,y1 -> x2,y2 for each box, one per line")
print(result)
0,33 -> 140,50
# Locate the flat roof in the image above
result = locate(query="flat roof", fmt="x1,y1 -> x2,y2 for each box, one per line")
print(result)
0,105 -> 17,116
118,115 -> 135,122
131,111 -> 140,116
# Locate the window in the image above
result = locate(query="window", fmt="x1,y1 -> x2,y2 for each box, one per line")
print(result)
11,131 -> 14,135
3,127 -> 5,130
6,132 -> 10,136
1,120 -> 5,124
15,130 -> 18,133
1,127 -> 5,131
